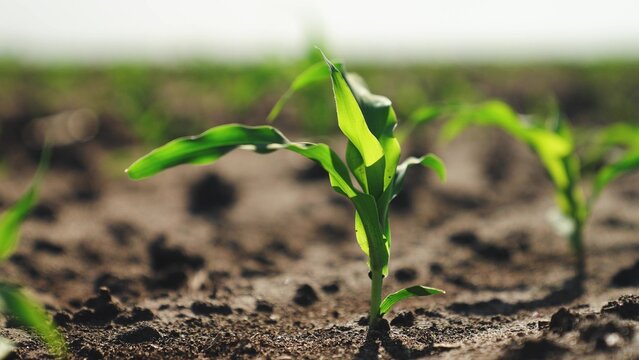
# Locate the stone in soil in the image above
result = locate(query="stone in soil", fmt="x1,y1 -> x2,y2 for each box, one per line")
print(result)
429,262 -> 444,274
114,307 -> 154,325
601,295 -> 639,320
394,267 -> 418,282
191,300 -> 232,315
610,260 -> 639,287
106,221 -> 141,245
255,300 -> 274,313
549,307 -> 579,333
53,311 -> 72,327
32,238 -> 65,254
146,268 -> 189,290
93,273 -> 138,296
357,317 -> 390,333
505,230 -> 530,252
293,284 -> 319,306
73,287 -> 123,325
390,311 -> 415,327
188,173 -> 236,215
77,346 -> 104,360
321,282 -> 340,294
474,243 -> 511,262
117,325 -> 162,344
148,235 -> 205,272
372,319 -> 390,334
30,203 -> 57,222
448,230 -> 479,246
296,162 -> 326,181
316,223 -> 349,243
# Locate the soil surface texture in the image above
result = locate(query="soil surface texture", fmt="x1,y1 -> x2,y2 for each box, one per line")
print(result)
1,127 -> 639,359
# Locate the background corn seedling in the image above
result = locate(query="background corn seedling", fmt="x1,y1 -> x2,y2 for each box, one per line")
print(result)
413,100 -> 639,268
0,150 -> 66,358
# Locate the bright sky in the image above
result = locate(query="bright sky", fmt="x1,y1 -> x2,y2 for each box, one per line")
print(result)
1,0 -> 638,63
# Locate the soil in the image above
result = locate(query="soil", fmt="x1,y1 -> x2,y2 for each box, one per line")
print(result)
1,126 -> 639,359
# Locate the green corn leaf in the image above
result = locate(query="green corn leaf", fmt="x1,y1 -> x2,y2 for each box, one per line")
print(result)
0,337 -> 14,359
379,285 -> 445,315
583,123 -> 639,169
378,109 -> 401,192
442,101 -> 572,189
393,154 -> 446,200
350,194 -> 389,276
346,73 -> 401,189
598,123 -> 639,150
126,124 -> 358,198
592,151 -> 639,201
353,203 -> 392,274
344,73 -> 400,193
408,105 -> 445,126
527,130 -> 574,190
441,101 -> 526,141
321,53 -> 384,169
0,284 -> 66,357
125,123 -> 393,272
344,73 -> 392,137
354,212 -> 369,256
267,62 -> 329,122
0,149 -> 49,261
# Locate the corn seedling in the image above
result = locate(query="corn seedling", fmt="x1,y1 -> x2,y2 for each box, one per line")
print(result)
433,100 -> 639,266
0,150 -> 66,358
126,51 -> 446,329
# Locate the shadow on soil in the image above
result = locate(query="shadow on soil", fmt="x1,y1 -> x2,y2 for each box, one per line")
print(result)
355,331 -> 435,360
446,264 -> 586,316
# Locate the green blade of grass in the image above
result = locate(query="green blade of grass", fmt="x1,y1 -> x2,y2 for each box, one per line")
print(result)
125,124 -> 357,198
379,285 -> 445,315
0,149 -> 49,260
0,284 -> 66,357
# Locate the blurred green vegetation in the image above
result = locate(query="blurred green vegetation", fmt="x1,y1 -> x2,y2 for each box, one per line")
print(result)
1,58 -> 638,147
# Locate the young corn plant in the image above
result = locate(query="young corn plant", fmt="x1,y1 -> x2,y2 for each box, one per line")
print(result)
435,100 -> 639,266
126,52 -> 446,329
0,151 -> 66,358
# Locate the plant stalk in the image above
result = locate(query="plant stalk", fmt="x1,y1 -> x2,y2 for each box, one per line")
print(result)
368,271 -> 384,329
570,224 -> 585,273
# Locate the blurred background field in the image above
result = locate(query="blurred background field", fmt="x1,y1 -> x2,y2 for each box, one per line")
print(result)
2,0 -> 639,160
2,57 -> 639,149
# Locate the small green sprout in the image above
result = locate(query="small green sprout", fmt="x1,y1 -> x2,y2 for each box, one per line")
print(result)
0,150 -> 66,358
126,52 -> 446,329
431,100 -> 639,266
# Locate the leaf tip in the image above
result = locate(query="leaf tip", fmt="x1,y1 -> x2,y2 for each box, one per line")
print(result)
316,47 -> 337,72
124,166 -> 141,180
